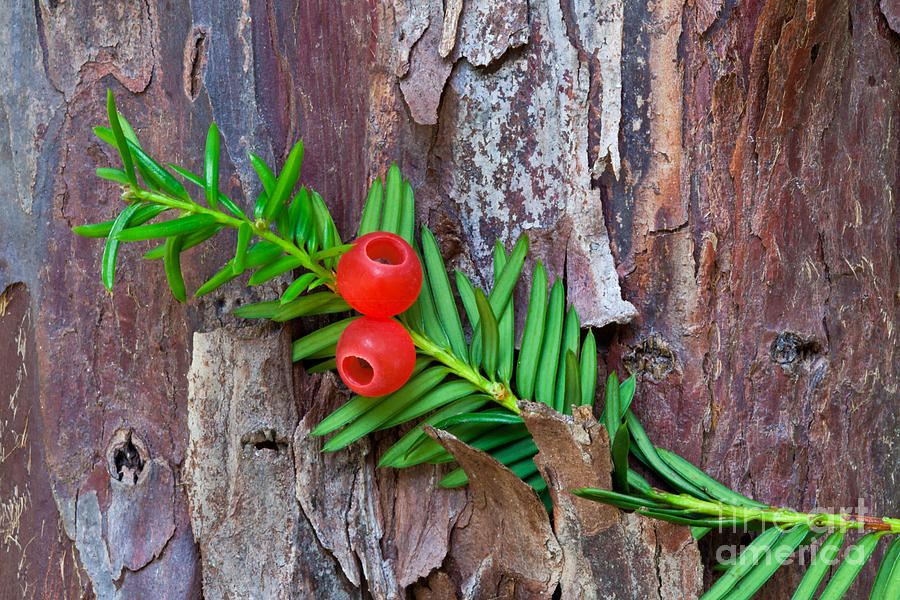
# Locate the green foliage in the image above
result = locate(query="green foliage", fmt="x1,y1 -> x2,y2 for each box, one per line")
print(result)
106,90 -> 136,187
204,123 -> 220,209
516,260 -> 547,399
420,226 -> 468,360
76,94 -> 899,600
535,279 -> 564,406
790,530 -> 845,600
871,537 -> 900,599
80,92 -> 343,320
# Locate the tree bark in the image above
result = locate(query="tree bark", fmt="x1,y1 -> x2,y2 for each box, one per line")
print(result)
0,1 -> 897,599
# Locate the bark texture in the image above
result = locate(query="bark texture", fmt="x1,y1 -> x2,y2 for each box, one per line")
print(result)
0,0 -> 897,599
183,326 -> 701,599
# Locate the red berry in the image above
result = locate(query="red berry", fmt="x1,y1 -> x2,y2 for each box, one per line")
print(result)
336,231 -> 422,317
336,316 -> 416,396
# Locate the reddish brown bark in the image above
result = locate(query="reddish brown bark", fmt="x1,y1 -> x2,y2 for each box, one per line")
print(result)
607,1 -> 900,595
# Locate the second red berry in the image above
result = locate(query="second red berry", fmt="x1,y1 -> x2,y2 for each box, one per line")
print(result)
335,316 -> 416,397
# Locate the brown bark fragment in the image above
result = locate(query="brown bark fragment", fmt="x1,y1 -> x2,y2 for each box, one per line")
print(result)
393,0 -> 432,78
376,455 -> 467,588
182,25 -> 210,101
439,0 -> 464,58
185,325 -> 303,599
293,373 -> 400,597
412,570 -> 460,600
426,426 -> 563,600
399,0 -> 454,125
522,403 -> 618,531
523,402 -> 703,600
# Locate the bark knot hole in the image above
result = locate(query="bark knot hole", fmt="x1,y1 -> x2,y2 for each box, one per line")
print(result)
105,428 -> 150,485
770,332 -> 823,367
623,335 -> 678,382
241,428 -> 288,455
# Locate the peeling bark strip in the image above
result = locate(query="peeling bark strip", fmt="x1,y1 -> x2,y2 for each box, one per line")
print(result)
393,0 -> 634,325
438,0 -> 464,57
293,373 -> 467,597
563,0 -> 625,179
183,25 -> 210,101
396,0 -> 531,125
436,0 -> 636,326
293,373 -> 399,596
107,458 -> 177,580
398,0 -> 453,125
426,426 -> 564,599
186,325 -> 358,599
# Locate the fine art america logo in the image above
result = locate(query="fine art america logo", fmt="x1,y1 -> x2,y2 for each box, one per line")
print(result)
715,499 -> 876,568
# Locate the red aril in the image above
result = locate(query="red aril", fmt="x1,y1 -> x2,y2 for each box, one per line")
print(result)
335,316 -> 416,396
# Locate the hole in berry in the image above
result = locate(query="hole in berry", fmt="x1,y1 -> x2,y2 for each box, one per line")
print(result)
365,238 -> 404,266
342,355 -> 375,385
